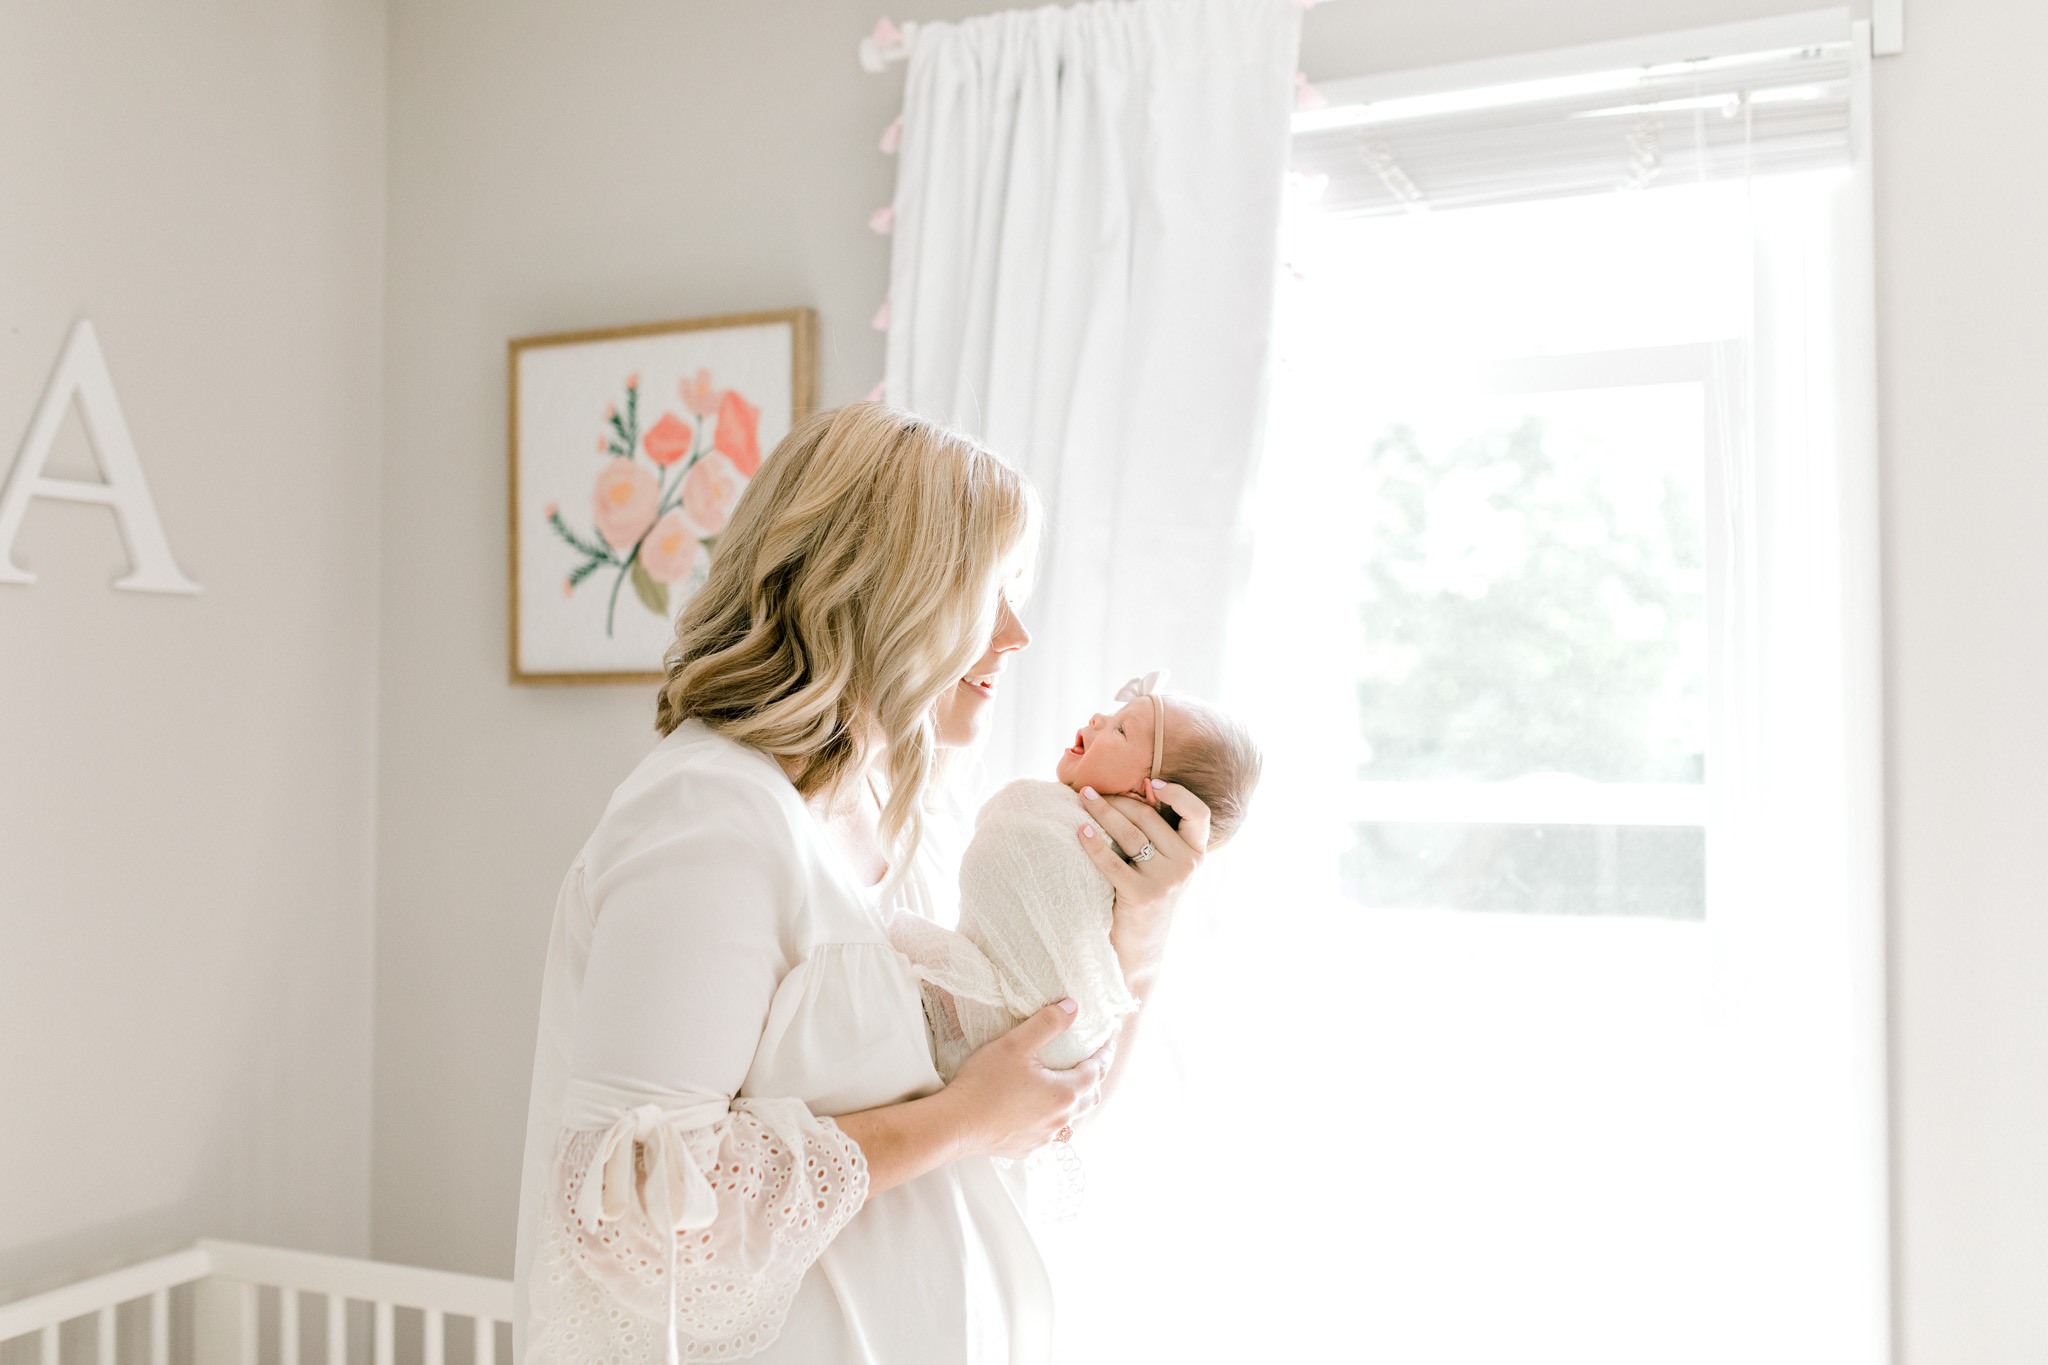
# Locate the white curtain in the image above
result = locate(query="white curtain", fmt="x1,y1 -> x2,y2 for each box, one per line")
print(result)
884,0 -> 1302,784
1697,34 -> 1887,1360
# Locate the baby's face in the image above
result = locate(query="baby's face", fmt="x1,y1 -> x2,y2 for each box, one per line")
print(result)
1055,697 -> 1156,796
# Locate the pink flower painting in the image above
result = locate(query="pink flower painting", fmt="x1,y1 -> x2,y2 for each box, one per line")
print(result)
592,459 -> 658,550
713,390 -> 762,477
638,509 -> 699,583
642,412 -> 694,467
544,371 -> 765,637
681,453 -> 744,537
680,368 -> 722,418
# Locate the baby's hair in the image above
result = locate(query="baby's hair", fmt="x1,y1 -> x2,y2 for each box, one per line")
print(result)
1158,695 -> 1262,848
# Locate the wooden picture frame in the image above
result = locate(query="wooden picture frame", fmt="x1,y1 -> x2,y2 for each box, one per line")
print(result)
508,308 -> 816,685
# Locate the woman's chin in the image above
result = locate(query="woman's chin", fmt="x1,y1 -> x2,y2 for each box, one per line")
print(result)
934,686 -> 993,748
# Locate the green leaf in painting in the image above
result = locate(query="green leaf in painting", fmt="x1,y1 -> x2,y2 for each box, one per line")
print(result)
548,508 -> 614,562
567,552 -> 608,589
630,557 -> 668,617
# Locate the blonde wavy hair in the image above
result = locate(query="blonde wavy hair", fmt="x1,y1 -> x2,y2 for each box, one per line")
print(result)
656,403 -> 1035,868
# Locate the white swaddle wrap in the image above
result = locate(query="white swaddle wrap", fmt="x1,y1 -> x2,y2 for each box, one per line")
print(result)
889,779 -> 1140,1078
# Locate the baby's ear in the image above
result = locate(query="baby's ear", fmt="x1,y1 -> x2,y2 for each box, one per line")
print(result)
1126,783 -> 1156,805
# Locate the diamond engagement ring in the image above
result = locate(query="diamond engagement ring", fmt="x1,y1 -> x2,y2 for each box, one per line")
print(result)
1056,1124 -> 1073,1143
1130,842 -> 1157,863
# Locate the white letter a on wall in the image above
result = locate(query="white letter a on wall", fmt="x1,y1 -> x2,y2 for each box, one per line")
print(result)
0,319 -> 201,594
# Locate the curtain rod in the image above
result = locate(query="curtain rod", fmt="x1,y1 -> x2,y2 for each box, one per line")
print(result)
858,17 -> 917,73
855,1 -> 1356,72
858,1 -> 1898,75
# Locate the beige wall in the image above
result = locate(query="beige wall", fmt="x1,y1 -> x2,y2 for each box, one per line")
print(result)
1871,4 -> 2048,1361
0,0 -> 385,1296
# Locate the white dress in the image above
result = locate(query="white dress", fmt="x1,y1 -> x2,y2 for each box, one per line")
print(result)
513,722 -> 1053,1364
888,780 -> 1138,1081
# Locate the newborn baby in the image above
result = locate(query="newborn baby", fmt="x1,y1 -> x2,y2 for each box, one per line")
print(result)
890,673 -> 1261,1080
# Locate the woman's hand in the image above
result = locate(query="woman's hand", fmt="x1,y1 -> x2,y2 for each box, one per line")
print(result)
1075,779 -> 1211,990
837,1001 -> 1111,1197
941,1000 -> 1111,1160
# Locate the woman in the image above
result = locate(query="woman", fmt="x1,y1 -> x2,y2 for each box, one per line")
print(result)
513,405 -> 1208,1364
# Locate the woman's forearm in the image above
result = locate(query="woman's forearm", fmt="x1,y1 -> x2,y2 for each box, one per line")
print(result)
837,999 -> 1103,1197
834,1089 -> 975,1202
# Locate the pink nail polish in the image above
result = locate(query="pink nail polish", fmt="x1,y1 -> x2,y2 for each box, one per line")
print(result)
1058,998 -> 1078,1014
1150,779 -> 1166,790
1081,786 -> 1098,800
1081,822 -> 1096,838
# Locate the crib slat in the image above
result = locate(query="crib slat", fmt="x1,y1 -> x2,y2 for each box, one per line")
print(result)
97,1303 -> 116,1365
39,1324 -> 57,1365
472,1317 -> 492,1365
424,1308 -> 444,1365
281,1287 -> 301,1365
238,1282 -> 259,1365
150,1288 -> 169,1365
327,1294 -> 346,1365
374,1300 -> 394,1365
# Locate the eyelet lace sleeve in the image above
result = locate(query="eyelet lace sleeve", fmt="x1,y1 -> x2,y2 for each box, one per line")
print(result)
526,1098 -> 868,1364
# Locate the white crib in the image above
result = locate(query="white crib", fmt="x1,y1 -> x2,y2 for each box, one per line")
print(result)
0,1240 -> 513,1365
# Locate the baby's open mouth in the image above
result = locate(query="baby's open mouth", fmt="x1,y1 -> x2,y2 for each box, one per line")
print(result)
1067,729 -> 1087,756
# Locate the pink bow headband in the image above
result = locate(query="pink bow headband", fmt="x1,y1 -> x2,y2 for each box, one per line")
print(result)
1114,670 -> 1168,782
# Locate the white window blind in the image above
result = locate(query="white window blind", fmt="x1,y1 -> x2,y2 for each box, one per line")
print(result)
1293,33 -> 1853,217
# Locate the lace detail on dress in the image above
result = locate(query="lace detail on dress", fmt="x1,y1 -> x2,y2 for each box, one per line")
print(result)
525,1108 -> 867,1363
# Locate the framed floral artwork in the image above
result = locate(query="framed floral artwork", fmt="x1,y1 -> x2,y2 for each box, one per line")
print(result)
508,308 -> 815,684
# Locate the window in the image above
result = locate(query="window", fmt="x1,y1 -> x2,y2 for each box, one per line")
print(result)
1042,17 -> 1886,1365
1336,351 -> 1715,921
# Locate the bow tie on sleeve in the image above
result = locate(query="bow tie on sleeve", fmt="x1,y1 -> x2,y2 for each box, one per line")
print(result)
576,1104 -> 721,1236
569,1095 -> 816,1365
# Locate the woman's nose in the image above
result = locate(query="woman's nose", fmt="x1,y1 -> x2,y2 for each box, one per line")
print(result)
994,605 -> 1031,653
